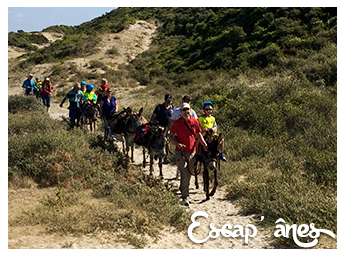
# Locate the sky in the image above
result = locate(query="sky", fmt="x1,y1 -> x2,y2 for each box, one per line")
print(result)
8,7 -> 117,33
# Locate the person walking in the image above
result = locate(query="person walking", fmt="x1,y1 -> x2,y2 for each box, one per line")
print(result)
59,83 -> 83,128
99,88 -> 118,140
169,102 -> 208,206
22,74 -> 37,96
41,77 -> 55,112
167,95 -> 198,178
151,94 -> 174,164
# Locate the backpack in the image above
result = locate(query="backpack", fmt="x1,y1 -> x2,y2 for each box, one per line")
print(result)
134,123 -> 150,146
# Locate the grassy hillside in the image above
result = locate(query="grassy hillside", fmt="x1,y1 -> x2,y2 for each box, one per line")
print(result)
8,7 -> 337,248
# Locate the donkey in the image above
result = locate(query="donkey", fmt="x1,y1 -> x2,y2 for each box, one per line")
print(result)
108,107 -> 147,162
81,103 -> 99,132
194,130 -> 224,200
140,122 -> 167,178
123,107 -> 147,162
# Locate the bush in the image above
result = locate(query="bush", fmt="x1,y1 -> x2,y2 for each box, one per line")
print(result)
8,95 -> 46,114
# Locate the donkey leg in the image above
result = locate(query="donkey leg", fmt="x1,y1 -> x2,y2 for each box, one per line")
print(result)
194,163 -> 199,189
143,147 -> 146,168
209,162 -> 220,197
158,155 -> 163,179
131,144 -> 134,162
122,135 -> 126,154
149,152 -> 154,176
195,174 -> 199,189
209,169 -> 219,197
203,165 -> 210,200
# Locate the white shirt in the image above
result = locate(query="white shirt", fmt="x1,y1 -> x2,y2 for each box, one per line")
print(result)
171,107 -> 198,121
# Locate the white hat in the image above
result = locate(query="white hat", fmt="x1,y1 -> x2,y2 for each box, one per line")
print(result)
181,102 -> 190,110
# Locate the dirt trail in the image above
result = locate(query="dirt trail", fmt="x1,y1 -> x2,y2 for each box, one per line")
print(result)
8,20 -> 275,249
129,147 -> 275,249
8,85 -> 276,248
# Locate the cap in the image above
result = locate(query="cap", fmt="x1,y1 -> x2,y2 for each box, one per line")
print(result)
182,95 -> 191,102
165,94 -> 172,101
181,102 -> 190,109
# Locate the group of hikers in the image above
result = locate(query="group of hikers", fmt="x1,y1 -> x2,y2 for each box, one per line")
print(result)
22,74 -> 55,111
22,74 -> 227,206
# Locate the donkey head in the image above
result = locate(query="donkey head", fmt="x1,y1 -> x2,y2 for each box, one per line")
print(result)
148,125 -> 167,154
203,131 -> 223,169
125,107 -> 144,134
85,104 -> 99,121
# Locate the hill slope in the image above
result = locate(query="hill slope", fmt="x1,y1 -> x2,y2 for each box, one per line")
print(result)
8,7 -> 337,249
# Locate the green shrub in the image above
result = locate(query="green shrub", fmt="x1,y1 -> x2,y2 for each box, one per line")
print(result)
8,95 -> 46,114
106,46 -> 118,55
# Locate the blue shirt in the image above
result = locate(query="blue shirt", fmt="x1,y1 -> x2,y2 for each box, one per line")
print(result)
152,103 -> 174,127
65,89 -> 83,108
101,96 -> 117,117
22,79 -> 37,92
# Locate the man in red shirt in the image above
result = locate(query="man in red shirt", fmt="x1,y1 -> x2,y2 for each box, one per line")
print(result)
169,103 -> 208,206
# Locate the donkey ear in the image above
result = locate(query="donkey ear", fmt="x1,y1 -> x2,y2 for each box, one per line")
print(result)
139,107 -> 143,117
205,130 -> 212,142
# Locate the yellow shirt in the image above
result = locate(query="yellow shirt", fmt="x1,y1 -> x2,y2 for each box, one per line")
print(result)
198,115 -> 217,136
82,91 -> 97,103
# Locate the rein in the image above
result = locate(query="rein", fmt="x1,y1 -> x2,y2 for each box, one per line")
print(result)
180,149 -> 196,176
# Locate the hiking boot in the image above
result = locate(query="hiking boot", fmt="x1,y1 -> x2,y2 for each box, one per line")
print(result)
219,153 -> 228,162
163,156 -> 171,164
183,197 -> 190,206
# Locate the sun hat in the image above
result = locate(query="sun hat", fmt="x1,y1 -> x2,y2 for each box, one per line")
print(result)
181,102 -> 190,110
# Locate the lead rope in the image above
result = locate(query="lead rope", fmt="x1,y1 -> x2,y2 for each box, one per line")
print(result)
181,149 -> 196,176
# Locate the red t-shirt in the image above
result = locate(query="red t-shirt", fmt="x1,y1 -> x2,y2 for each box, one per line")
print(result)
170,116 -> 201,153
101,84 -> 109,90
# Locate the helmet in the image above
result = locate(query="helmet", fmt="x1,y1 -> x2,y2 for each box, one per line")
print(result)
81,81 -> 86,85
35,77 -> 40,80
86,84 -> 94,91
202,101 -> 214,109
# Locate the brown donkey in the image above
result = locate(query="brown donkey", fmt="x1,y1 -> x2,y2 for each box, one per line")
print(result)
194,130 -> 224,200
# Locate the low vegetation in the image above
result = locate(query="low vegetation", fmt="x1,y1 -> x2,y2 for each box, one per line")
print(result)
8,30 -> 49,51
8,7 -> 337,248
8,96 -> 190,248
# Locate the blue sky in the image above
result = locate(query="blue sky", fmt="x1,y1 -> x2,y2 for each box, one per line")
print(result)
8,7 -> 117,33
